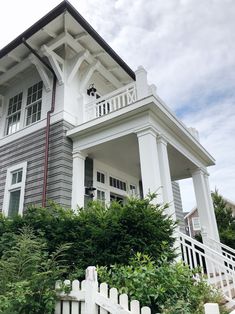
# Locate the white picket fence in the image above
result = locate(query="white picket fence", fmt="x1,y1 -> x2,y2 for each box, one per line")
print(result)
55,266 -> 151,314
55,266 -> 235,314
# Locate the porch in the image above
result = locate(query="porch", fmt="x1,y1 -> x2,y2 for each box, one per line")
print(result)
67,89 -> 220,243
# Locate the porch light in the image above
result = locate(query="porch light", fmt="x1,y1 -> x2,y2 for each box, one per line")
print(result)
85,186 -> 96,198
87,84 -> 97,96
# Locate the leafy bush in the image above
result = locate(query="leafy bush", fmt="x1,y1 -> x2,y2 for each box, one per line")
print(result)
0,227 -> 70,314
0,196 -> 176,271
98,253 -> 229,314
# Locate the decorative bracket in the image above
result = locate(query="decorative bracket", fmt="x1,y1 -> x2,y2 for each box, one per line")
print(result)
29,54 -> 52,92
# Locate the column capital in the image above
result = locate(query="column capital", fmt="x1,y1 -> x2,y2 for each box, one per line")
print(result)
191,167 -> 208,177
72,150 -> 87,160
156,135 -> 168,146
136,126 -> 159,139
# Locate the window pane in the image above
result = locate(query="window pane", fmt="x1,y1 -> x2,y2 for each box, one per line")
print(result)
8,190 -> 21,217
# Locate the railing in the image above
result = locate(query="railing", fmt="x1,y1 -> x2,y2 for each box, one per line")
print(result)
84,83 -> 137,121
207,236 -> 235,263
204,303 -> 235,314
178,231 -> 235,304
55,266 -> 151,314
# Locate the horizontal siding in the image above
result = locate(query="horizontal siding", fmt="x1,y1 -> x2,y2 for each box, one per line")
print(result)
0,120 -> 73,212
172,181 -> 185,232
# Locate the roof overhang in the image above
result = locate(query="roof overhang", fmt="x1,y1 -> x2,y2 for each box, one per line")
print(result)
67,95 -> 216,168
0,0 -> 135,87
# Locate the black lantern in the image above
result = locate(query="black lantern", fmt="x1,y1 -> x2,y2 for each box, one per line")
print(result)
87,84 -> 97,96
85,186 -> 96,198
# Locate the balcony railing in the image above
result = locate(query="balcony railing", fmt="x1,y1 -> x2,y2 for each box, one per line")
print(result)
84,82 -> 137,122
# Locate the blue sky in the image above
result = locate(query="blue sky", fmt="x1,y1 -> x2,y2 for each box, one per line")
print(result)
1,0 -> 235,211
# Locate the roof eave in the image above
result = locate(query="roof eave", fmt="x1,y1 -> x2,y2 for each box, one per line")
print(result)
0,0 -> 135,81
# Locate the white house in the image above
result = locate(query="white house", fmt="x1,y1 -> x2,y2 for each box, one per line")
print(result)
1,1 -> 235,306
0,0 -> 218,241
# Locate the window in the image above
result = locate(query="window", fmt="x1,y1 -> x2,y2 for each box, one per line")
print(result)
3,162 -> 27,217
26,81 -> 43,126
110,193 -> 124,205
109,176 -> 126,191
192,217 -> 201,231
6,92 -> 23,135
97,189 -> 105,205
129,184 -> 137,196
97,171 -> 105,184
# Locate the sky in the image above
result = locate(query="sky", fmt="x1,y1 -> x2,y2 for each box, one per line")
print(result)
1,0 -> 235,211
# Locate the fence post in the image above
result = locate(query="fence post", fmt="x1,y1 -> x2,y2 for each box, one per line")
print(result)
85,266 -> 98,314
204,303 -> 220,314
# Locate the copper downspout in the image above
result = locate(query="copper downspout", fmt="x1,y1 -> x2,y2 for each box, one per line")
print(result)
22,39 -> 57,207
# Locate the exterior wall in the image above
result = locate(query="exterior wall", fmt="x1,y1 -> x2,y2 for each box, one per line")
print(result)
0,120 -> 73,212
172,181 -> 185,232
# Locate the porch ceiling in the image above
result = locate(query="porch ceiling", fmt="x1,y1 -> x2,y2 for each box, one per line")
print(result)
83,133 -> 197,181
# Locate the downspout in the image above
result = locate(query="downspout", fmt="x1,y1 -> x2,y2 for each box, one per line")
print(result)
22,38 -> 57,207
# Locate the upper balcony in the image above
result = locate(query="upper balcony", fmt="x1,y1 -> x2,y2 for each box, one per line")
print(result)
84,82 -> 137,122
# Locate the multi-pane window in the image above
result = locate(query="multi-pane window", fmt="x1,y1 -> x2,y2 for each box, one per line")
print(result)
26,81 -> 43,126
97,189 -> 105,205
3,163 -> 27,217
8,168 -> 23,217
6,92 -> 23,135
129,184 -> 137,196
97,171 -> 105,184
109,176 -> 126,191
192,217 -> 201,231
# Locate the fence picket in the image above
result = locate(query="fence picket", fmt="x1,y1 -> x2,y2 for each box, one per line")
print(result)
100,283 -> 109,314
81,280 -> 86,314
141,306 -> 151,314
72,279 -> 80,292
204,303 -> 220,314
109,287 -> 118,304
130,300 -> 140,314
120,293 -> 129,310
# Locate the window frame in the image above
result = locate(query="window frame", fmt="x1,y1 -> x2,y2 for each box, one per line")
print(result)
192,217 -> 201,231
25,81 -> 43,126
5,92 -> 23,135
2,162 -> 27,217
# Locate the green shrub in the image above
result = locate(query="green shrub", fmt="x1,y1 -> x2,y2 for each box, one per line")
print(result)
0,196 -> 176,271
0,227 -> 70,314
98,253 -> 229,314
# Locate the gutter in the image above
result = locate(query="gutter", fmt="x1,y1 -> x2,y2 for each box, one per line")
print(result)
22,39 -> 57,208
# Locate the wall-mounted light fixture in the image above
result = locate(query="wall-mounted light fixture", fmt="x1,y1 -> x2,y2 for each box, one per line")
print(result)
87,84 -> 97,96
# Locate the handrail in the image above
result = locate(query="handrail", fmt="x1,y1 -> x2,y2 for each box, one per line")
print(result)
86,82 -> 136,107
207,236 -> 235,258
178,231 -> 235,267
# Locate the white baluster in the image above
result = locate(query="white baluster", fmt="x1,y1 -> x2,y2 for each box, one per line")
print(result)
100,283 -> 108,314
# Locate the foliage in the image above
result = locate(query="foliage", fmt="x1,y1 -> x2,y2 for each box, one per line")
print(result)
98,253 -> 229,314
0,196 -> 176,271
212,189 -> 235,249
0,227 -> 70,314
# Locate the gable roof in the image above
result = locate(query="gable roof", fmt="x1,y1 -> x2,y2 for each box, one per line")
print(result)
0,0 -> 135,81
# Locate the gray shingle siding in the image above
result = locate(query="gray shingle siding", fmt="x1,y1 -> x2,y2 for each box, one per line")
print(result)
0,120 -> 73,212
172,181 -> 185,232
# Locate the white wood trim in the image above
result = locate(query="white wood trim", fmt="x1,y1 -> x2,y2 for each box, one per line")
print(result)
2,161 -> 27,216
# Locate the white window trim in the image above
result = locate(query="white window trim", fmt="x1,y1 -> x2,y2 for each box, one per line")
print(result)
2,161 -> 27,217
192,217 -> 201,231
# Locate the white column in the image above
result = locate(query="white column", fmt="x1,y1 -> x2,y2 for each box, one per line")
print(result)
137,129 -> 163,204
204,172 -> 220,242
192,168 -> 220,242
135,66 -> 149,100
72,151 -> 86,210
157,136 -> 176,221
